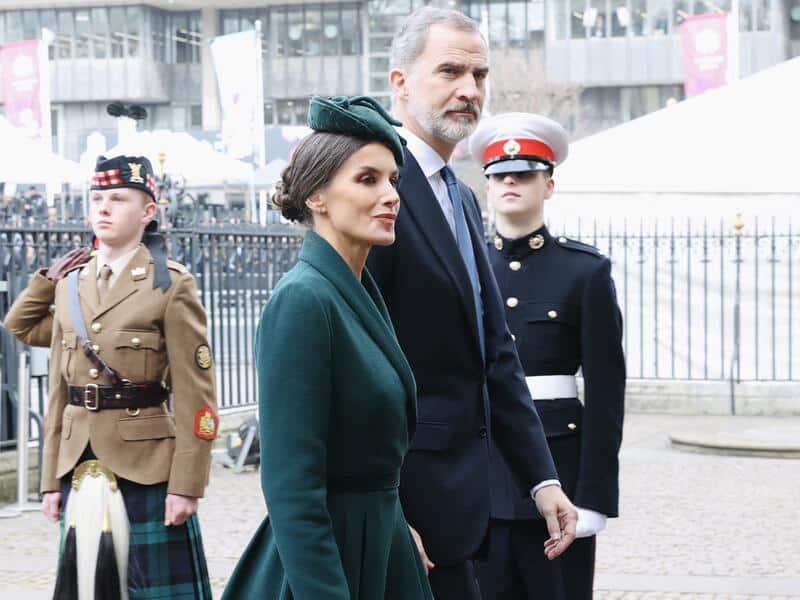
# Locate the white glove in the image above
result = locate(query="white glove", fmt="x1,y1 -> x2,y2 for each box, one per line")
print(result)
575,507 -> 607,538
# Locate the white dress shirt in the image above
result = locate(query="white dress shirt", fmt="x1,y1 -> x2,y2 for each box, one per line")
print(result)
400,128 -> 562,500
399,128 -> 456,235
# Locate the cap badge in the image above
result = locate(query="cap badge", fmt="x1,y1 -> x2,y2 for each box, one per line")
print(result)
494,236 -> 503,251
128,162 -> 144,184
529,234 -> 545,250
503,139 -> 521,157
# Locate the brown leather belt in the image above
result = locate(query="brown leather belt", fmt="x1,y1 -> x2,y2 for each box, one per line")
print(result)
68,382 -> 168,411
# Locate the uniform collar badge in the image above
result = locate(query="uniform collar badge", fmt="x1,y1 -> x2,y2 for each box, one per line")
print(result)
529,234 -> 545,250
130,266 -> 147,280
494,235 -> 504,251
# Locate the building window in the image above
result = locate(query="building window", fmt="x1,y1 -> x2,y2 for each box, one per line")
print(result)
92,8 -> 109,59
174,12 -> 202,64
110,7 -> 125,58
75,10 -> 90,58
322,6 -> 341,56
190,105 -> 202,128
127,6 -> 141,58
275,98 -> 310,125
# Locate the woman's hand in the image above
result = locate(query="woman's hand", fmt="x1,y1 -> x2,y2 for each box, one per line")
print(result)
42,491 -> 62,523
408,524 -> 435,574
164,493 -> 199,526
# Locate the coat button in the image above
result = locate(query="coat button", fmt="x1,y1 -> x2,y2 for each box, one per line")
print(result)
89,368 -> 99,379
91,322 -> 102,333
509,261 -> 521,271
558,237 -> 567,244
479,426 -> 488,438
548,310 -> 558,319
511,333 -> 516,341
61,339 -> 67,348
131,337 -> 141,348
91,344 -> 100,353
568,423 -> 577,430
506,297 -> 519,308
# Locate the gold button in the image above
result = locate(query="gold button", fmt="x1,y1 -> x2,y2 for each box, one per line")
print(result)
506,297 -> 519,308
568,423 -> 577,430
89,368 -> 99,379
548,310 -> 558,319
91,322 -> 102,333
131,337 -> 141,347
92,344 -> 100,352
115,393 -> 122,400
511,334 -> 516,341
509,261 -> 521,271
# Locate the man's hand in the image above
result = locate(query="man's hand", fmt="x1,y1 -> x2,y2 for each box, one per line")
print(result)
408,524 -> 435,574
164,493 -> 199,526
534,485 -> 578,560
42,491 -> 62,523
45,247 -> 92,282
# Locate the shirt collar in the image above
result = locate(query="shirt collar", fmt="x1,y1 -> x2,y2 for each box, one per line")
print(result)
397,127 -> 448,179
96,244 -> 141,278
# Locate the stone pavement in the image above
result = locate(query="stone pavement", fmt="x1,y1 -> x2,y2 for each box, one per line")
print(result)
1,414 -> 798,598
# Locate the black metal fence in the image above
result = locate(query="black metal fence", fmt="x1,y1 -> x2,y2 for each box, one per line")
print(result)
1,217 -> 798,435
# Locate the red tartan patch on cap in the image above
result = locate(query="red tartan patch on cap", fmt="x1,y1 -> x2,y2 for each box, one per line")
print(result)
91,168 -> 123,187
193,407 -> 218,441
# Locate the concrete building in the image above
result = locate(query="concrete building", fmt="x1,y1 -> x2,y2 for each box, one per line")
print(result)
0,0 -> 796,161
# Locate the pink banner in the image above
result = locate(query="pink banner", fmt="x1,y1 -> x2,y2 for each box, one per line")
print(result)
680,13 -> 729,97
1,39 -> 44,139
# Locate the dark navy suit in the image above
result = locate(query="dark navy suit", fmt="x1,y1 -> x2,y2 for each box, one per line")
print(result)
477,225 -> 626,599
367,150 -> 557,600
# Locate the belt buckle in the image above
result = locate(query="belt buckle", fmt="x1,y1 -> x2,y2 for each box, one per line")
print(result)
84,384 -> 100,411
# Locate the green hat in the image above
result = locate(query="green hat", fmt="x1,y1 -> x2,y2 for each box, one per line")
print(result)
307,95 -> 406,165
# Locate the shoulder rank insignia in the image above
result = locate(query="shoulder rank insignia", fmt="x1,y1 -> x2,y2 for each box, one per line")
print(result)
195,344 -> 213,369
193,407 -> 218,441
131,266 -> 147,280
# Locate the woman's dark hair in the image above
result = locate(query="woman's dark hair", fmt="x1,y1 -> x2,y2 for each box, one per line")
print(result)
272,132 -> 373,224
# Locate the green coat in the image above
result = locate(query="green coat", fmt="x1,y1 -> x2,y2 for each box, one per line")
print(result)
222,231 -> 433,600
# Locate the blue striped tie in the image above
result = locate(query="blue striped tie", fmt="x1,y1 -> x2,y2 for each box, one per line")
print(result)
440,165 -> 485,361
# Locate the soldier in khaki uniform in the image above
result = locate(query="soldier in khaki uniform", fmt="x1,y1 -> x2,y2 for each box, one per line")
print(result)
4,155 -> 217,599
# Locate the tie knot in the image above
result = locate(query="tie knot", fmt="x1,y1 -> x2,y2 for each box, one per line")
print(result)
440,165 -> 457,187
100,265 -> 112,281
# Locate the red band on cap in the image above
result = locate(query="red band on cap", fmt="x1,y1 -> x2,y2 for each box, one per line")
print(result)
483,138 -> 555,164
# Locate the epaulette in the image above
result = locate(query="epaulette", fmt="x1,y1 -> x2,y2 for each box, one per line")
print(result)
166,259 -> 188,274
554,235 -> 603,258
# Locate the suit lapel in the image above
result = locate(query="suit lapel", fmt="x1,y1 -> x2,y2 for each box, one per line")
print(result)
299,232 -> 417,434
398,150 -> 482,357
93,246 -> 150,320
78,258 -> 101,321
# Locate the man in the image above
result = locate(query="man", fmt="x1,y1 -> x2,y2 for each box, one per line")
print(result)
367,8 -> 577,599
470,113 -> 626,598
3,155 -> 218,599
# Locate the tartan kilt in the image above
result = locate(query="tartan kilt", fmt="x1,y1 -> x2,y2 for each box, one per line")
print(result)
60,474 -> 212,599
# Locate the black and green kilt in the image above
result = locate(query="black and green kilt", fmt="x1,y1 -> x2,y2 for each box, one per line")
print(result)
59,475 -> 212,599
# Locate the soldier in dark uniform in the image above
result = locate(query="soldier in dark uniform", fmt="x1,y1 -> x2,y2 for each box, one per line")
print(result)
470,113 -> 626,599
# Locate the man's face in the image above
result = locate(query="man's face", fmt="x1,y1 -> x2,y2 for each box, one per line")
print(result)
89,187 -> 155,248
403,24 -> 489,143
486,170 -> 554,219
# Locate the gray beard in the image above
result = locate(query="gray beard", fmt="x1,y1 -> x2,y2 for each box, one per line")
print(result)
409,100 -> 479,144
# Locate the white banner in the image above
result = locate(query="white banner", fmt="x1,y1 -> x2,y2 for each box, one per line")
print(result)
210,30 -> 260,159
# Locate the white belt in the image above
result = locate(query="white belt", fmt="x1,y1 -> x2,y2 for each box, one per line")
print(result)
525,375 -> 578,401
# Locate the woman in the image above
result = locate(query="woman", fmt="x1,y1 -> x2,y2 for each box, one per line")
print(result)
221,96 -> 434,599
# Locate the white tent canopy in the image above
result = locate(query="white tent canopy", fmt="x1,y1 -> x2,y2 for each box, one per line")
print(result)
549,57 -> 800,219
0,116 -> 84,184
105,130 -> 253,188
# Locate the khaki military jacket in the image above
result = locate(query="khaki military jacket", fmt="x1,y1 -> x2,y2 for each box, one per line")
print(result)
4,245 -> 217,497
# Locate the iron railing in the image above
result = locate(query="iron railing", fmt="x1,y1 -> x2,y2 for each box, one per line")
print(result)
1,217 -> 797,434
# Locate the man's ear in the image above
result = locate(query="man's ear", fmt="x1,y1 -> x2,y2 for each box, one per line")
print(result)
544,177 -> 555,200
389,68 -> 409,100
143,200 -> 158,223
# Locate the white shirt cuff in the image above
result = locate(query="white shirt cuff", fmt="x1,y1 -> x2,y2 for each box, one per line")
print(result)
575,507 -> 607,538
530,479 -> 561,499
